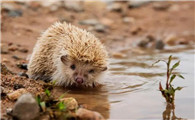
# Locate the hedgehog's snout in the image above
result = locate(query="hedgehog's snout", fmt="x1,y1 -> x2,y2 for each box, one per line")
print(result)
75,77 -> 84,84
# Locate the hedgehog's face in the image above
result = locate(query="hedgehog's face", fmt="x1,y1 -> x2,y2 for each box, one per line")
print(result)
61,55 -> 107,86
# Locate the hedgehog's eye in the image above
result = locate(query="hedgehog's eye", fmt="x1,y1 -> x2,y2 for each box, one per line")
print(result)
89,69 -> 94,74
70,64 -> 76,70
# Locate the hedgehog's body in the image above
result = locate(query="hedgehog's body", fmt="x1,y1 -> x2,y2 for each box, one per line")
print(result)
27,22 -> 108,87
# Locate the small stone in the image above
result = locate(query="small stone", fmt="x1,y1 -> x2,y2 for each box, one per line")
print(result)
1,86 -> 7,98
16,63 -> 28,70
1,44 -> 9,54
100,18 -> 113,27
153,3 -> 171,11
12,55 -> 21,60
76,108 -> 105,120
18,72 -> 29,78
94,24 -> 106,33
79,19 -> 100,26
49,5 -> 59,12
131,27 -> 142,35
1,3 -> 15,11
8,45 -> 18,51
123,17 -> 135,24
7,88 -> 27,101
164,34 -> 178,46
112,52 -> 127,58
155,40 -> 165,50
60,97 -> 78,110
13,84 -> 25,90
8,10 -> 23,17
138,40 -> 149,48
128,1 -> 151,8
107,3 -> 122,12
168,5 -> 180,12
64,1 -> 84,12
19,48 -> 28,53
12,93 -> 39,120
0,63 -> 13,75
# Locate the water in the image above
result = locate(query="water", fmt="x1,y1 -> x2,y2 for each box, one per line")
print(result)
53,45 -> 194,119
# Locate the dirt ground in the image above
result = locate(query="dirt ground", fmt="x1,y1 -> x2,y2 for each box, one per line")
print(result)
1,1 -> 194,118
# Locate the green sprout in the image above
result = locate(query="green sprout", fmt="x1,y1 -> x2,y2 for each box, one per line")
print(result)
153,55 -> 184,103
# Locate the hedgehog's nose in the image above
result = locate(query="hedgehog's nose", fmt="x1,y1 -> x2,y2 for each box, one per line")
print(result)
75,77 -> 83,84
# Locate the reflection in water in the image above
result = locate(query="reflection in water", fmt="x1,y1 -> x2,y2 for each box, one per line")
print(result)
52,86 -> 110,119
163,103 -> 184,120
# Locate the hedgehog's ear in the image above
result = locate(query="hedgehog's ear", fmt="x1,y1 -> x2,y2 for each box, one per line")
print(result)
61,55 -> 68,64
101,66 -> 107,71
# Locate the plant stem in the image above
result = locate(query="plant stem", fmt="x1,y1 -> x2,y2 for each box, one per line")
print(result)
166,63 -> 170,89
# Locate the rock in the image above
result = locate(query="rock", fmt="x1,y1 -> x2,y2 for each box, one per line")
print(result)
12,93 -> 39,120
13,84 -> 25,90
19,48 -> 28,53
12,55 -> 21,60
76,108 -> 105,120
0,63 -> 13,75
112,52 -> 127,58
107,3 -> 122,12
64,1 -> 84,12
79,19 -> 100,26
94,24 -> 106,33
1,3 -> 15,11
18,72 -> 29,78
164,34 -> 178,45
100,18 -> 113,26
1,86 -> 7,98
131,27 -> 142,35
168,5 -> 180,12
60,97 -> 78,110
8,45 -> 18,51
1,44 -> 9,54
155,40 -> 165,50
123,17 -> 135,24
138,40 -> 149,48
153,3 -> 171,11
7,88 -> 27,101
16,63 -> 28,70
128,1 -> 151,8
8,10 -> 23,17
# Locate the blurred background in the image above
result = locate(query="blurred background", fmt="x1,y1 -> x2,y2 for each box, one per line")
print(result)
1,0 -> 194,119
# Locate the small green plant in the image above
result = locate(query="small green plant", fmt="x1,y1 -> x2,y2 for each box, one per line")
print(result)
35,88 -> 72,119
153,55 -> 184,103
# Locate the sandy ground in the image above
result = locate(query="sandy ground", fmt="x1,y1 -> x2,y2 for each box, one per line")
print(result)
1,1 -> 194,118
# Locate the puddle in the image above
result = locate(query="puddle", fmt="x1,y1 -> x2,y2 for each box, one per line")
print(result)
53,45 -> 194,119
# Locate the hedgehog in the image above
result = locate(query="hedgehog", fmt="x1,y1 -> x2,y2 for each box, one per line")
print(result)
27,22 -> 108,87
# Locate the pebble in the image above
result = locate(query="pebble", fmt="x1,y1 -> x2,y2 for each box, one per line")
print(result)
155,40 -> 165,50
1,44 -> 9,54
79,19 -> 100,26
60,97 -> 78,110
128,1 -> 151,8
94,24 -> 106,33
8,45 -> 18,51
131,27 -> 142,35
12,93 -> 39,120
7,88 -> 27,101
1,3 -> 15,11
64,1 -> 84,12
1,63 -> 13,75
164,34 -> 178,46
112,52 -> 127,58
138,40 -> 149,48
8,10 -> 23,17
123,17 -> 135,24
76,108 -> 105,120
153,3 -> 171,11
1,86 -> 7,98
100,18 -> 114,26
13,84 -> 25,90
12,55 -> 21,60
107,3 -> 122,12
19,48 -> 28,53
18,72 -> 29,78
16,63 -> 28,70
